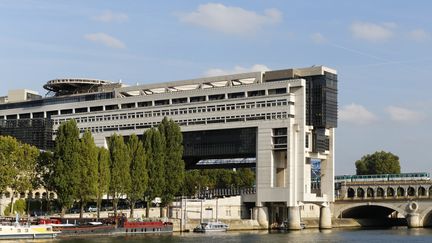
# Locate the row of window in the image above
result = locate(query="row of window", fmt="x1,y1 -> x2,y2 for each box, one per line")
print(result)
0,191 -> 55,199
0,86 -> 290,120
53,99 -> 292,126
56,111 -> 293,135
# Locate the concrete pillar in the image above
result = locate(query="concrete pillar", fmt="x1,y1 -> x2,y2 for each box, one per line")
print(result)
319,206 -> 332,229
406,213 -> 421,228
253,206 -> 269,228
286,206 -> 301,230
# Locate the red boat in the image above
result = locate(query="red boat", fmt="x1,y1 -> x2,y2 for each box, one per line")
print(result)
37,215 -> 173,236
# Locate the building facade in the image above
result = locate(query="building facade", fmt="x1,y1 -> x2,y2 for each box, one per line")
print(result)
0,66 -> 337,228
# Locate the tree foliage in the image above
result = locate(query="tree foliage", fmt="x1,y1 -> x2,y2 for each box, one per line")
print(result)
76,130 -> 99,218
108,133 -> 131,215
53,119 -> 81,216
0,136 -> 39,214
143,128 -> 165,215
183,168 -> 256,196
158,117 -> 184,205
96,147 -> 110,219
355,151 -> 401,175
4,199 -> 26,216
127,134 -> 148,217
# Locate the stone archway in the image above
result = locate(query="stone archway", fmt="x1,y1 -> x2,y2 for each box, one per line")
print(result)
367,188 -> 374,198
418,187 -> 426,197
347,188 -> 355,198
376,187 -> 385,197
334,202 -> 408,227
407,187 -> 415,197
429,186 -> 432,197
397,187 -> 405,197
387,187 -> 395,197
357,188 -> 365,198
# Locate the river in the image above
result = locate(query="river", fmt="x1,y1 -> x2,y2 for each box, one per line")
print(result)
4,228 -> 432,243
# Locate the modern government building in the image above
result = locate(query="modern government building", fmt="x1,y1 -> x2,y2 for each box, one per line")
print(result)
0,65 -> 338,229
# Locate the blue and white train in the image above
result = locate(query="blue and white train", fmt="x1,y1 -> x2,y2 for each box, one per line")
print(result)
335,172 -> 430,183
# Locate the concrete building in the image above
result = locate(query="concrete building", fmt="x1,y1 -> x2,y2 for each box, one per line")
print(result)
0,66 -> 338,228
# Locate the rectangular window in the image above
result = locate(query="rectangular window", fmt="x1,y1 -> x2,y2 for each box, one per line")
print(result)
268,88 -> 287,95
138,101 -> 152,107
190,96 -> 206,102
155,99 -> 169,106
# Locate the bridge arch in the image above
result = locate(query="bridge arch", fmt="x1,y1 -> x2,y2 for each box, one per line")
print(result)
387,187 -> 395,197
366,187 -> 374,198
335,202 -> 407,219
419,205 -> 432,227
347,188 -> 355,198
418,186 -> 426,197
357,188 -> 365,198
397,187 -> 405,197
429,186 -> 432,196
407,187 -> 415,197
376,187 -> 385,197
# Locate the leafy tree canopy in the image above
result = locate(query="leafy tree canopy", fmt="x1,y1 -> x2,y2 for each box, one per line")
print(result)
355,151 -> 401,175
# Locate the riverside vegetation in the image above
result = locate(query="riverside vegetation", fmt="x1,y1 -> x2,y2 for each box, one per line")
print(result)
0,117 -> 255,219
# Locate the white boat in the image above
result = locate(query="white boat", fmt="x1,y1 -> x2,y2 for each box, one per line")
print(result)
0,224 -> 58,239
193,221 -> 229,232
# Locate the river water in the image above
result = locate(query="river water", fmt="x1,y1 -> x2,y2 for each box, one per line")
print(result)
6,228 -> 432,243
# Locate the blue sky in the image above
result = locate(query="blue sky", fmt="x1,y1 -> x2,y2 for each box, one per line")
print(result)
1,0 -> 431,175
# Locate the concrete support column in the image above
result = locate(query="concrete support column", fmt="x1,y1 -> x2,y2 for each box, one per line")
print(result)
406,213 -> 421,228
319,206 -> 332,229
286,206 -> 301,230
253,206 -> 269,228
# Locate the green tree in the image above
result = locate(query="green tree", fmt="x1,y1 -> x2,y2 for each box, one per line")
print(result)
35,151 -> 55,213
76,130 -> 99,218
96,147 -> 110,220
355,151 -> 401,175
235,168 -> 255,188
127,134 -> 148,218
143,128 -> 165,217
4,199 -> 27,216
108,134 -> 131,215
53,119 -> 81,217
158,117 -> 185,208
0,136 -> 39,215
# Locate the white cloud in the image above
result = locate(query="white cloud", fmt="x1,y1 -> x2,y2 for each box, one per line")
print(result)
339,103 -> 378,125
386,106 -> 426,122
408,29 -> 430,42
311,32 -> 326,44
350,22 -> 396,42
93,10 -> 128,23
84,33 -> 126,49
205,64 -> 270,76
178,3 -> 282,35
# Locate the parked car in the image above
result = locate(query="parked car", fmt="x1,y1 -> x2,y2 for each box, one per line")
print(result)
87,206 -> 98,212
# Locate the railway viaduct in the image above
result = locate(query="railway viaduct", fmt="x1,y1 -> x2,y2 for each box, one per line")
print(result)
333,180 -> 432,228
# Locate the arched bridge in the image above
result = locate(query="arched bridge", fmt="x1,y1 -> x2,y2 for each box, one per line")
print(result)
334,180 -> 432,228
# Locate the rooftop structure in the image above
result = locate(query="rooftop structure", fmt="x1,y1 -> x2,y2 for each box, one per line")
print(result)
43,78 -> 121,96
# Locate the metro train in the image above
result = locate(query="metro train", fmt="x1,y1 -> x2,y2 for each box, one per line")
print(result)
335,172 -> 430,183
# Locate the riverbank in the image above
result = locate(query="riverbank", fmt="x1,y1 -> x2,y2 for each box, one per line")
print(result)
171,218 -> 410,232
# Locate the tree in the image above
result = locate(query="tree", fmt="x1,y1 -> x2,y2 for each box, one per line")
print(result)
96,147 -> 110,220
35,151 -> 55,213
127,134 -> 148,218
235,168 -> 256,188
143,128 -> 165,217
0,136 -> 39,215
158,117 -> 185,208
108,134 -> 131,216
52,119 -> 81,217
355,151 -> 401,175
76,130 -> 99,218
